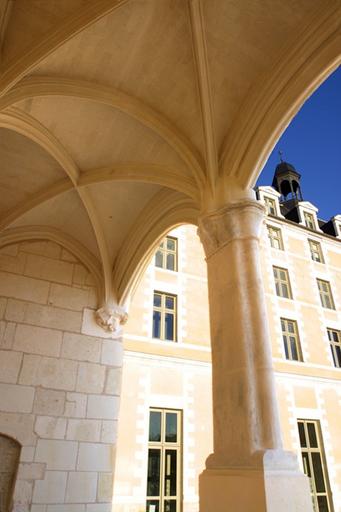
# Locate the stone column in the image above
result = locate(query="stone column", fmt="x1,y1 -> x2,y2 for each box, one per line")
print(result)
198,200 -> 312,512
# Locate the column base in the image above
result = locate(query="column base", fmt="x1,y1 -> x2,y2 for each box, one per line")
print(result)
199,451 -> 313,512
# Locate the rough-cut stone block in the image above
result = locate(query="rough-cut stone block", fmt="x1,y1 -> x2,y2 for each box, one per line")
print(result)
97,472 -> 113,502
34,416 -> 67,439
0,383 -> 34,413
87,395 -> 119,420
86,504 -> 111,511
0,320 -> 16,349
20,446 -> 35,462
24,303 -> 82,333
20,241 -> 61,259
77,443 -> 113,471
19,355 -> 78,391
61,248 -> 78,263
33,388 -> 65,416
87,288 -> 97,309
0,413 -> 36,445
0,350 -> 22,382
61,333 -> 101,363
31,505 -> 46,512
14,324 -> 62,357
48,283 -> 89,311
0,251 -> 26,274
5,298 -> 27,322
64,392 -> 87,418
105,367 -> 122,395
18,462 -> 46,480
0,271 -> 49,304
35,439 -> 78,470
101,420 -> 117,444
48,506 -> 85,512
76,362 -> 105,394
32,471 -> 67,503
73,264 -> 88,286
24,254 -> 73,284
101,340 -> 123,366
66,419 -> 101,442
0,297 -> 7,318
13,479 -> 33,506
0,244 -> 18,257
65,472 -> 97,503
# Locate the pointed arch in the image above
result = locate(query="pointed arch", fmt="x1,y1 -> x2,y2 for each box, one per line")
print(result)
113,188 -> 200,305
220,3 -> 341,188
0,226 -> 104,299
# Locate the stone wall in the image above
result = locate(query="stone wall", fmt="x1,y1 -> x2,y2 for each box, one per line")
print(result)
0,240 -> 122,512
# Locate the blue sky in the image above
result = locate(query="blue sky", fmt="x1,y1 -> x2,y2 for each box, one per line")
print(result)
257,66 -> 340,221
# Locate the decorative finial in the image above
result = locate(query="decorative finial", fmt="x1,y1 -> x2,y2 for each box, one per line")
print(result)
278,150 -> 284,163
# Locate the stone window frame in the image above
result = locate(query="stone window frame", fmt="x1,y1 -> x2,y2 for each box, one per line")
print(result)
308,239 -> 324,264
264,196 -> 277,216
273,266 -> 293,299
316,279 -> 335,310
267,224 -> 284,250
297,419 -> 333,512
303,211 -> 316,230
327,328 -> 341,368
152,291 -> 177,342
155,236 -> 178,272
146,408 -> 182,512
280,318 -> 303,362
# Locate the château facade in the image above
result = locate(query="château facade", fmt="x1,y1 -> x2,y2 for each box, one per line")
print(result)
114,163 -> 341,512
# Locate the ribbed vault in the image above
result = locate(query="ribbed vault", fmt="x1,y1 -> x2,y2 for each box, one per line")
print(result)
0,0 -> 340,309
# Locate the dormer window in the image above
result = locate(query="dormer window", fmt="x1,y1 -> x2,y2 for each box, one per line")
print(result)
264,197 -> 276,216
304,211 -> 315,230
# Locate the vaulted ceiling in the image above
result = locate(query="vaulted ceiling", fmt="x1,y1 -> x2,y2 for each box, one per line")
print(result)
0,0 -> 340,307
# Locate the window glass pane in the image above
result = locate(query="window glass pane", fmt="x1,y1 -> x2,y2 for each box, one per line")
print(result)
335,346 -> 341,367
155,251 -> 163,268
280,270 -> 286,280
164,500 -> 177,512
166,253 -> 175,271
282,284 -> 289,298
165,296 -> 174,309
298,422 -> 307,448
288,322 -> 295,334
154,294 -> 161,307
149,411 -> 161,442
311,452 -> 326,493
153,311 -> 161,338
165,313 -> 174,341
146,500 -> 160,512
290,337 -> 298,361
164,450 -> 177,496
165,413 -> 177,443
167,238 -> 175,250
302,452 -> 311,477
317,495 -> 329,512
147,449 -> 161,496
283,336 -> 289,359
307,423 -> 318,448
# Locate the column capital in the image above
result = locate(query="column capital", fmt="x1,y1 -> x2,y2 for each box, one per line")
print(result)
198,200 -> 265,258
95,305 -> 128,338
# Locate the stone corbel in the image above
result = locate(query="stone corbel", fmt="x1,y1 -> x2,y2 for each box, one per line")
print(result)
95,305 -> 128,338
